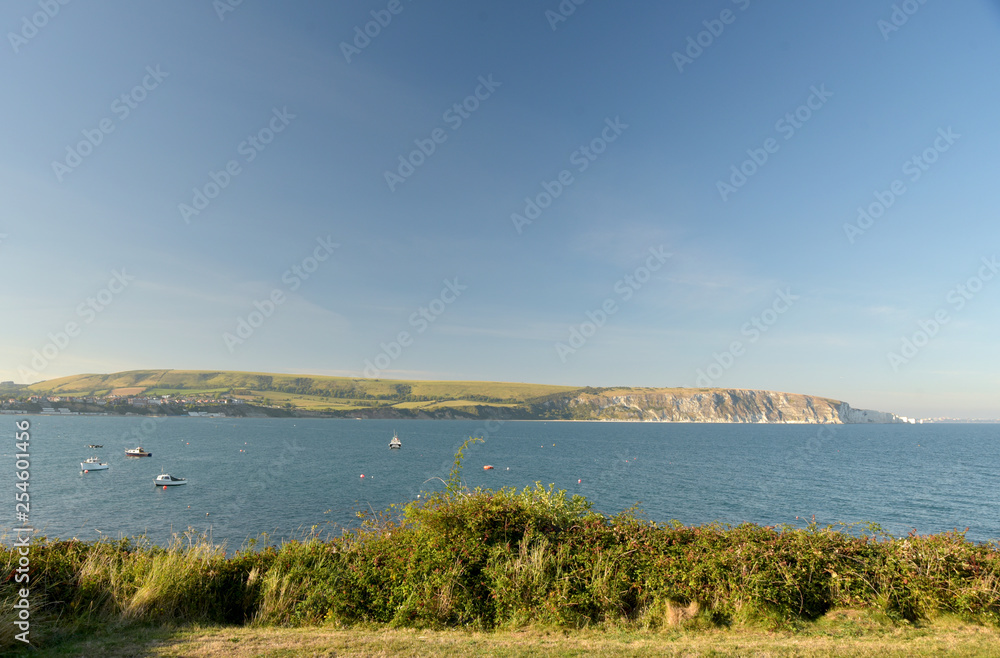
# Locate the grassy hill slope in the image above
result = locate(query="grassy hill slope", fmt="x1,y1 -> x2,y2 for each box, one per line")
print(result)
22,369 -> 583,415
16,369 -> 863,422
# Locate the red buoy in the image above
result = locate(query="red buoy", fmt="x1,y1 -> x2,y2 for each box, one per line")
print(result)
360,474 -> 365,478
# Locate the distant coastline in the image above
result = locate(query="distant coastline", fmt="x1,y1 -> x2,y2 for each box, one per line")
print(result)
1,368 -> 927,424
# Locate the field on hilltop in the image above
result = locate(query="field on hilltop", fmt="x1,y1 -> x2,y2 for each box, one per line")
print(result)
20,369 -> 584,416
11,369 -> 866,422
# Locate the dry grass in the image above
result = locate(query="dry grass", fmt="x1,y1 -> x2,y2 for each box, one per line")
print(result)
242,389 -> 369,410
17,613 -> 1000,657
26,369 -> 579,403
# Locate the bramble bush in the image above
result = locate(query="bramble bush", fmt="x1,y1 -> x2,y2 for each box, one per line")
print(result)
2,437 -> 999,649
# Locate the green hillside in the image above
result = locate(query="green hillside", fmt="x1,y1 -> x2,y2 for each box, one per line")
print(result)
13,369 -> 871,423
21,369 -> 584,416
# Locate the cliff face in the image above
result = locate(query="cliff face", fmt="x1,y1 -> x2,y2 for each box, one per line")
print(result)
835,403 -> 909,424
537,388 -> 906,424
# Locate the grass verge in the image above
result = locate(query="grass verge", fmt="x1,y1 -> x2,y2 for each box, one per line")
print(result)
8,613 -> 1000,657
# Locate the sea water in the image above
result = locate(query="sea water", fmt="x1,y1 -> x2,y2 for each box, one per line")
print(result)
2,416 -> 997,547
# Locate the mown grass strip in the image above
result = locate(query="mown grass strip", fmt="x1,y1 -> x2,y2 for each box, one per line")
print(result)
9,616 -> 1000,657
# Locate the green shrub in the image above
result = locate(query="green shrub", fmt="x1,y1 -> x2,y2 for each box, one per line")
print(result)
2,439 -> 999,651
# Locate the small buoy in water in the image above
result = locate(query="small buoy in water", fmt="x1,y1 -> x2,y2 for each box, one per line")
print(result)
163,485 -> 168,490
84,470 -> 89,473
483,465 -> 494,470
206,512 -> 209,516
578,479 -> 581,484
360,474 -> 365,478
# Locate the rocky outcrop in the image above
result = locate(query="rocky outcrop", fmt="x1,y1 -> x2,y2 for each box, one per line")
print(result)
835,403 -> 910,424
532,388 -> 906,424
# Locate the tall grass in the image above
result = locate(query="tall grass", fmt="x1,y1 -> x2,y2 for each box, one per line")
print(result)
3,441 -> 999,649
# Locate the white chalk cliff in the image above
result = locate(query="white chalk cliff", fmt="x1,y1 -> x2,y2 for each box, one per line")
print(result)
536,388 -> 908,424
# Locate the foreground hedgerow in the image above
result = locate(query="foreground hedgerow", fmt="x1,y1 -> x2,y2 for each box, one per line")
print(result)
2,442 -> 999,650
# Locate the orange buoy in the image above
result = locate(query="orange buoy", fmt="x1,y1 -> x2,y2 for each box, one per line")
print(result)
578,479 -> 581,483
84,470 -> 89,473
163,485 -> 167,490
483,465 -> 494,470
360,474 -> 365,478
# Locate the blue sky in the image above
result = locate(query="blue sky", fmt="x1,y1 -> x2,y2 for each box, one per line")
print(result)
2,0 -> 999,419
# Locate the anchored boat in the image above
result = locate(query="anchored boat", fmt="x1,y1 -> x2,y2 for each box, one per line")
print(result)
80,456 -> 108,471
155,473 -> 186,486
389,431 -> 402,449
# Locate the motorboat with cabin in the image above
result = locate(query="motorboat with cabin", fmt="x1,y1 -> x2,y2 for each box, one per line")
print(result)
155,473 -> 186,486
125,446 -> 152,457
389,431 -> 402,449
80,456 -> 108,471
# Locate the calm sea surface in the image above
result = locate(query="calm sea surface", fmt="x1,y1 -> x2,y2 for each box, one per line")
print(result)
3,417 -> 998,547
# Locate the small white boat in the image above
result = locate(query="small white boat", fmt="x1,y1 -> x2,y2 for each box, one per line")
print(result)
389,431 -> 401,449
125,446 -> 152,457
155,473 -> 186,486
80,456 -> 108,471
